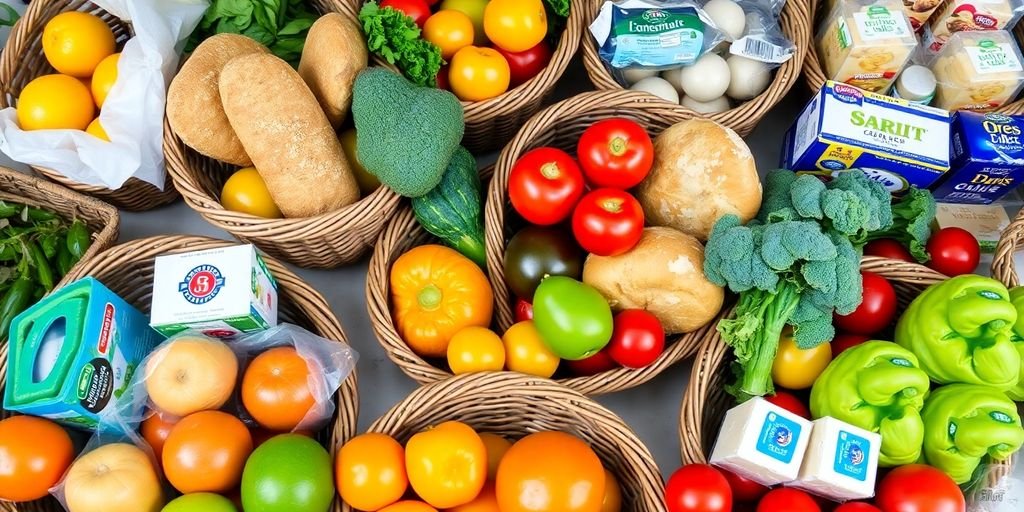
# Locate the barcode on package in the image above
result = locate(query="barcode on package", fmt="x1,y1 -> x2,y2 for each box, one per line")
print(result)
731,36 -> 794,64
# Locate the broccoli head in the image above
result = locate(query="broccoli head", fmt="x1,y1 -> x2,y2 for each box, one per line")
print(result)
864,186 -> 937,262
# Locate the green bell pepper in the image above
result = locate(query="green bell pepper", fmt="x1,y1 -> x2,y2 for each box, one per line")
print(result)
921,383 -> 1024,484
1008,287 -> 1024,400
810,340 -> 931,467
895,274 -> 1020,389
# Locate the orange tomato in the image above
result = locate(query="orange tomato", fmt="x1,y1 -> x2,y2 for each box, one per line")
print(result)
447,326 -> 506,374
502,321 -> 559,378
162,411 -> 253,493
483,0 -> 547,53
601,469 -> 622,512
406,421 -> 487,508
424,10 -> 475,60
336,433 -> 408,511
380,501 -> 438,512
449,482 -> 500,511
0,416 -> 75,502
391,245 -> 494,358
242,346 -> 316,431
496,432 -> 606,512
479,433 -> 511,480
449,46 -> 510,102
140,411 -> 179,461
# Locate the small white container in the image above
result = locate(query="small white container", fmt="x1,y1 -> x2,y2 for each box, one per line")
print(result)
710,397 -> 814,486
791,417 -> 881,501
893,65 -> 937,105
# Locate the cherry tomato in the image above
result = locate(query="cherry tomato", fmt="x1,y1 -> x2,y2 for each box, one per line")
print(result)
380,0 -> 431,28
835,503 -> 881,512
764,390 -> 811,419
720,468 -> 768,502
565,348 -> 618,376
606,309 -> 665,369
436,64 -> 450,90
864,239 -> 914,263
424,10 -> 475,60
771,329 -> 832,390
834,271 -> 897,335
756,488 -> 819,512
515,299 -> 533,322
494,40 -> 552,86
832,332 -> 871,357
449,46 -> 511,102
926,227 -> 980,277
875,464 -> 965,512
571,189 -> 644,256
577,118 -> 654,189
665,464 -> 732,512
508,147 -> 585,225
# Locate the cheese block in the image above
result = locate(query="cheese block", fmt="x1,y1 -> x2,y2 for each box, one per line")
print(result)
816,0 -> 917,94
820,0 -> 944,32
924,0 -> 1024,52
791,417 -> 881,502
710,397 -> 813,486
931,30 -> 1024,111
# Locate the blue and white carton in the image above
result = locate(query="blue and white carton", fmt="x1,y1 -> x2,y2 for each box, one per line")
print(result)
931,111 -> 1024,204
791,417 -> 881,501
710,397 -> 814,486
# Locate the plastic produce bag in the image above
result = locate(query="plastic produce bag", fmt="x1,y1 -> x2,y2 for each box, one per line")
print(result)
590,0 -> 727,70
0,0 -> 208,190
728,0 -> 795,66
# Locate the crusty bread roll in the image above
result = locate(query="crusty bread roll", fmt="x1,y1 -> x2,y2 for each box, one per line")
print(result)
636,119 -> 761,241
166,34 -> 268,166
298,13 -> 368,129
219,53 -> 360,218
582,227 -> 724,334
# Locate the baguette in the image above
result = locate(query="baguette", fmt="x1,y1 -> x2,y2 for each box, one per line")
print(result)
219,53 -> 360,218
298,13 -> 368,129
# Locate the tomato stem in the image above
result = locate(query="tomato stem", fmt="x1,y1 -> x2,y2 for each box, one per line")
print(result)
540,162 -> 562,180
609,136 -> 627,157
600,198 -> 624,213
417,284 -> 443,311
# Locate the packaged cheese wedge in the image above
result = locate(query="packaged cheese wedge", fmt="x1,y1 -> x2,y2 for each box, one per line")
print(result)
924,0 -> 1024,52
816,0 -> 918,93
931,30 -> 1024,111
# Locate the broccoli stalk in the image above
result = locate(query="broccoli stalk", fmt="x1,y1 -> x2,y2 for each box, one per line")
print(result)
862,187 -> 937,262
719,281 -> 800,399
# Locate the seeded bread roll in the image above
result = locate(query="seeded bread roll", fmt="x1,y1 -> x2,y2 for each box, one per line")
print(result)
166,34 -> 268,166
219,53 -> 360,218
298,13 -> 368,129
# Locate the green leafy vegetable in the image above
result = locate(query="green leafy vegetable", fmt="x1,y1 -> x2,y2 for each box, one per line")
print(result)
0,4 -> 20,28
359,2 -> 442,87
187,0 -> 318,66
863,187 -> 937,262
545,0 -> 571,18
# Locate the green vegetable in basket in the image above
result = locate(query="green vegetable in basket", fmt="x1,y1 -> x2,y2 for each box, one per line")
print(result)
1006,286 -> 1024,400
411,146 -> 485,267
810,341 -> 931,467
921,383 -> 1024,484
863,187 -> 937,262
895,274 -> 1020,389
359,1 -> 443,87
351,68 -> 464,197
187,0 -> 318,66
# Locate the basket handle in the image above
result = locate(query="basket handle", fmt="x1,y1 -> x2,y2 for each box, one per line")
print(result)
992,207 -> 1024,287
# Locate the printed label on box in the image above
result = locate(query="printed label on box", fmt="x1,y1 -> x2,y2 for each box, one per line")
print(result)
756,412 -> 803,464
834,430 -> 871,481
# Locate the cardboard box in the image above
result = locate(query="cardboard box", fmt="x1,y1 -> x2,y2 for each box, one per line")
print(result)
931,111 -> 1024,204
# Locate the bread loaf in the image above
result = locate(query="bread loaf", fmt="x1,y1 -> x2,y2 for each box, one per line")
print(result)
166,34 -> 268,166
298,13 -> 368,129
219,53 -> 360,218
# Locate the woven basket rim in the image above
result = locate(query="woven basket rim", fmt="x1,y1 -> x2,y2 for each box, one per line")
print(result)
579,0 -> 812,136
992,206 -> 1024,287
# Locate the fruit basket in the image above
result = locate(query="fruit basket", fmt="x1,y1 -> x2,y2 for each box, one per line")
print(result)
0,0 -> 178,211
580,0 -> 811,137
338,371 -> 665,512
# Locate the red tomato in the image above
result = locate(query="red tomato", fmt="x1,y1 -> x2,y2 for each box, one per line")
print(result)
764,390 -> 811,419
756,488 -> 819,512
876,464 -> 964,512
494,40 -> 552,86
577,118 -> 654,189
665,464 -> 732,512
926,227 -> 980,277
571,189 -> 644,256
720,468 -> 768,502
508,147 -> 585,225
835,503 -> 882,512
833,271 -> 897,335
864,239 -> 915,263
606,309 -> 665,368
514,298 -> 533,322
436,64 -> 450,90
565,348 -> 617,376
380,0 -> 431,27
832,332 -> 871,357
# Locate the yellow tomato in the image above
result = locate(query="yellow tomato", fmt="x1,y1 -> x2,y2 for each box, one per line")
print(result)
406,421 -> 487,509
502,321 -> 559,378
424,10 -> 475,60
601,469 -> 622,512
17,74 -> 94,131
448,482 -> 500,511
478,433 -> 511,480
380,501 -> 438,512
336,433 -> 408,511
483,0 -> 547,53
441,0 -> 489,45
91,53 -> 120,108
339,129 -> 380,196
221,168 -> 283,219
42,12 -> 116,77
86,118 -> 108,141
449,46 -> 510,102
447,327 -> 506,374
771,329 -> 833,390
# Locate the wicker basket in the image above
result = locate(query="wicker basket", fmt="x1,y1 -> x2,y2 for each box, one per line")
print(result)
339,372 -> 665,512
346,0 -> 585,153
580,0 -> 812,137
0,235 -> 359,512
0,0 -> 179,212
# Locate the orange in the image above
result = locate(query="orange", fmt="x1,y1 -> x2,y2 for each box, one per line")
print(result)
406,421 -> 487,509
496,431 -> 606,512
479,433 -> 511,479
380,501 -> 438,512
42,12 -> 116,77
448,482 -> 500,511
447,326 -> 505,374
162,411 -> 253,493
17,74 -> 95,131
0,416 -> 75,502
424,10 -> 475,60
140,411 -> 178,461
601,469 -> 622,512
86,117 -> 108,141
502,321 -> 559,378
91,53 -> 120,107
241,346 -> 316,431
336,433 -> 408,511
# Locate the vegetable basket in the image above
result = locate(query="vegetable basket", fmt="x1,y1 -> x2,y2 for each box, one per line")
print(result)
580,0 -> 811,137
347,0 -> 585,154
0,235 -> 359,512
0,0 -> 178,212
339,371 -> 665,512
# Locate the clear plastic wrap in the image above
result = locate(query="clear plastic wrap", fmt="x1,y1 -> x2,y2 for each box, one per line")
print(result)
816,0 -> 918,94
727,0 -> 797,66
930,30 -> 1024,111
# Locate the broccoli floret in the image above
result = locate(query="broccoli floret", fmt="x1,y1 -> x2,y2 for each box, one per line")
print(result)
759,220 -> 837,271
758,169 -> 799,223
864,186 -> 937,262
825,170 -> 894,238
821,188 -> 872,237
790,305 -> 836,349
351,68 -> 465,197
789,174 -> 827,219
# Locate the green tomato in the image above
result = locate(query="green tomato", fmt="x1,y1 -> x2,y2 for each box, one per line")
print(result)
504,226 -> 583,300
533,276 -> 613,360
441,0 -> 489,45
241,434 -> 334,512
162,493 -> 237,512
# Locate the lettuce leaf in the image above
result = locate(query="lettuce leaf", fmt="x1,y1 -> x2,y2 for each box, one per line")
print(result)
358,2 -> 442,88
187,0 -> 317,66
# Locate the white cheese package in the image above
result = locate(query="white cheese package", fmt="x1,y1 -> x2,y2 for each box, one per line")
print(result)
930,30 -> 1024,111
710,397 -> 814,486
790,417 -> 882,501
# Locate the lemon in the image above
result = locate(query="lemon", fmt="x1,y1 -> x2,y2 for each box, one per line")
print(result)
90,53 -> 120,108
17,74 -> 95,131
221,168 -> 283,219
42,12 -> 116,77
86,118 -> 108,141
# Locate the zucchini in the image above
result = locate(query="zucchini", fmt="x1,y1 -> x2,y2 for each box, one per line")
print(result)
411,146 -> 486,267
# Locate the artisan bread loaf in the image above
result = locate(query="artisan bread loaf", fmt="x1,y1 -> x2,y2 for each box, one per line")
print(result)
298,13 -> 368,129
219,53 -> 360,218
166,34 -> 268,166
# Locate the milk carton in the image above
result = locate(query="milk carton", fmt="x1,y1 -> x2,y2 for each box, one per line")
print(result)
150,244 -> 277,337
710,397 -> 814,486
791,417 -> 881,501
